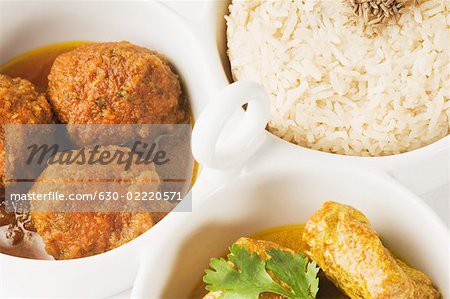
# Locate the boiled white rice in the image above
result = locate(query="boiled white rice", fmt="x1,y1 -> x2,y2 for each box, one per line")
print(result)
226,0 -> 449,156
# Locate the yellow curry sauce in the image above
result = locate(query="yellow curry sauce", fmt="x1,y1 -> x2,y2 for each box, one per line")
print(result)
191,224 -> 346,298
0,41 -> 89,92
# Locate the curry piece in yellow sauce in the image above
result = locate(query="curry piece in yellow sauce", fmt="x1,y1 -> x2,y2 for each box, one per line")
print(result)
303,202 -> 441,299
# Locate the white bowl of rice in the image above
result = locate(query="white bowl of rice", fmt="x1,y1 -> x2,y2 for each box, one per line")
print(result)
191,0 -> 449,194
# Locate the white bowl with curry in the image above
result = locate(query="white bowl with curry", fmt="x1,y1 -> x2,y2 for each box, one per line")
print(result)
131,157 -> 449,298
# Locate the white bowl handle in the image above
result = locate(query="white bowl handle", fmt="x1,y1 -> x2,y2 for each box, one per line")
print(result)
192,81 -> 270,170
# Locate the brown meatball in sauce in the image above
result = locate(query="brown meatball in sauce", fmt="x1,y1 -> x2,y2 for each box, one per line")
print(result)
0,74 -> 53,187
48,41 -> 188,126
0,74 -> 53,247
30,146 -> 160,260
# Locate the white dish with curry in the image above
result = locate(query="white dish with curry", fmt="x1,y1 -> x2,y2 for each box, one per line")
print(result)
131,163 -> 449,298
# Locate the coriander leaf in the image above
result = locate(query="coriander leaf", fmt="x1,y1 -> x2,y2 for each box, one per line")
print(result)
266,249 -> 320,299
203,244 -> 320,299
306,261 -> 320,297
203,244 -> 292,299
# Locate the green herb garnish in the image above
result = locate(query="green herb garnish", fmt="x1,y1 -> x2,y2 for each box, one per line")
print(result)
95,99 -> 106,107
203,244 -> 320,299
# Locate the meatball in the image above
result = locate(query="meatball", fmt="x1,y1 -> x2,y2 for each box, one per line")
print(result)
30,146 -> 164,260
32,211 -> 153,260
48,41 -> 188,126
0,74 -> 53,187
0,189 -> 15,227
